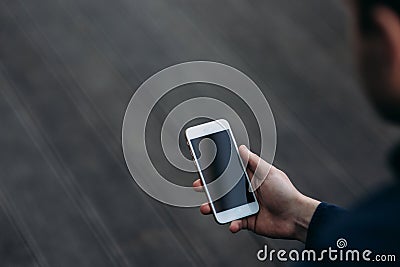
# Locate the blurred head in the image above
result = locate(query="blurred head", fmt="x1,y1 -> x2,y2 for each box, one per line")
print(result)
353,0 -> 400,122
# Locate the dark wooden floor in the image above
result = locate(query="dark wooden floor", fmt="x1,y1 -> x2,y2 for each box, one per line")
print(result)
1,0 -> 399,266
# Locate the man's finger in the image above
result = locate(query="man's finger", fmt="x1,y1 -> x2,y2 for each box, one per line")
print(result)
239,145 -> 265,173
200,203 -> 212,215
229,220 -> 243,233
239,145 -> 277,190
192,179 -> 205,192
193,179 -> 203,187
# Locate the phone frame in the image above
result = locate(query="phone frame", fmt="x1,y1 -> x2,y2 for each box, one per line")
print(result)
185,119 -> 259,224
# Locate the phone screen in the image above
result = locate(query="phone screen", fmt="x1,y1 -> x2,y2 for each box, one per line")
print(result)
190,130 -> 255,213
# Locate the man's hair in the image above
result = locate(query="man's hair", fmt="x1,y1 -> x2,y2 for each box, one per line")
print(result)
358,0 -> 400,34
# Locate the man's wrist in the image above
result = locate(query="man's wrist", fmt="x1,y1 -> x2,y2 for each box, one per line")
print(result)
293,195 -> 321,243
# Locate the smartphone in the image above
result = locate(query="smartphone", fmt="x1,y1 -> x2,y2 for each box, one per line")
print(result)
185,119 -> 259,224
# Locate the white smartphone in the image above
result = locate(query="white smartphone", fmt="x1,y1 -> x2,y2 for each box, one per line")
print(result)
185,119 -> 259,224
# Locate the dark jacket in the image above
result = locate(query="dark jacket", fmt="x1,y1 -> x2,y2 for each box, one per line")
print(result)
300,146 -> 400,266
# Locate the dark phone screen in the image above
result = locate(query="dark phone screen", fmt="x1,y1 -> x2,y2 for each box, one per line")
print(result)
190,130 -> 255,213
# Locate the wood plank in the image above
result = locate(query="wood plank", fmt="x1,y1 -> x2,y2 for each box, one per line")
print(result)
0,72 -> 117,267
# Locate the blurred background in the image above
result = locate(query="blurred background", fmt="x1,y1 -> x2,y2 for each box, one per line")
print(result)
1,0 -> 400,266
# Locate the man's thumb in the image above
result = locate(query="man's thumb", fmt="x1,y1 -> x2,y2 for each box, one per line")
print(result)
239,145 -> 260,172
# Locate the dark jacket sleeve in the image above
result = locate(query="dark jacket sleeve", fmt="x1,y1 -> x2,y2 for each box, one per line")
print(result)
305,202 -> 347,249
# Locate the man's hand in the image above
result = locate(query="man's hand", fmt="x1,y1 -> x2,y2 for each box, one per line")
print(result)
192,145 -> 320,243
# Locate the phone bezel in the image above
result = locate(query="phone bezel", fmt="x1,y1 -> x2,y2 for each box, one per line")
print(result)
185,119 -> 259,224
